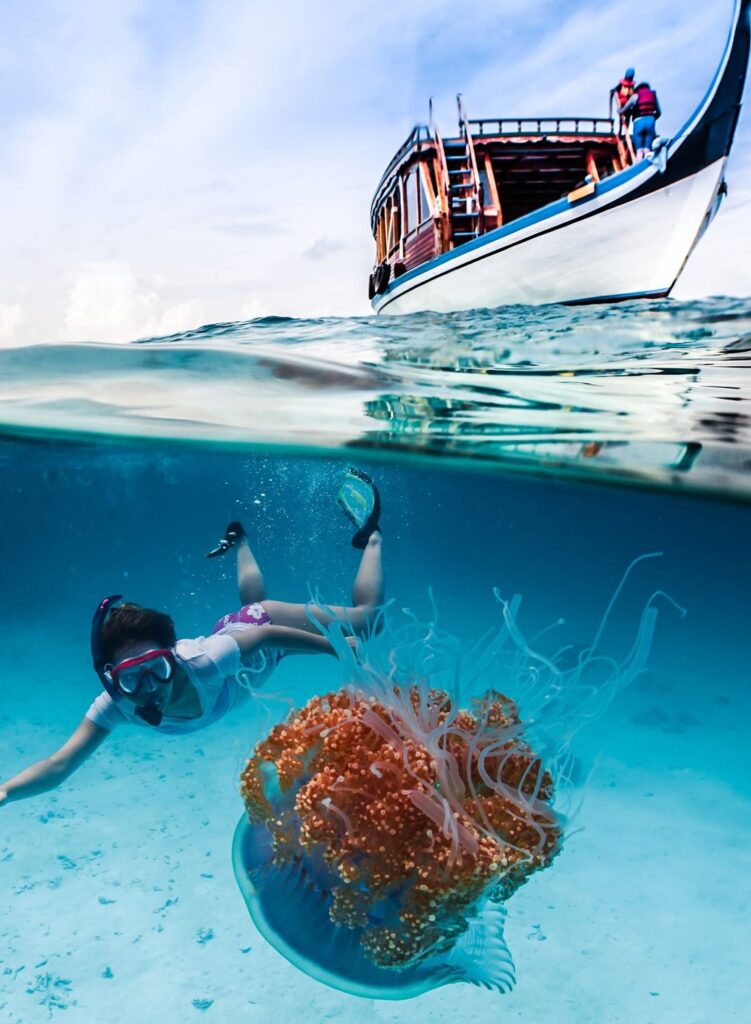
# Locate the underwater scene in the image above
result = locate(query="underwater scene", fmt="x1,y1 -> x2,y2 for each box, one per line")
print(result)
1,300 -> 750,1024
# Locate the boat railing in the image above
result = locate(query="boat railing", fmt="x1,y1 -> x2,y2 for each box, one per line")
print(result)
370,124 -> 434,228
609,92 -> 638,167
468,116 -> 617,137
428,98 -> 451,238
457,95 -> 484,234
619,129 -> 637,167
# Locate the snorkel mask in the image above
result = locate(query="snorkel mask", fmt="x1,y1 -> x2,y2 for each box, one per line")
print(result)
91,595 -> 175,727
106,649 -> 176,697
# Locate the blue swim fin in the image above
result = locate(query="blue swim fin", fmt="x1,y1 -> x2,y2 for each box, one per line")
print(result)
336,468 -> 381,549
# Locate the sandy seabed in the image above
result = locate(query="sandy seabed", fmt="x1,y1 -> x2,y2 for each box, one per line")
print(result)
2,653 -> 750,1024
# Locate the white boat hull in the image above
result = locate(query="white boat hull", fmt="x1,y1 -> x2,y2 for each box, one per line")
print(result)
372,0 -> 749,315
375,158 -> 726,315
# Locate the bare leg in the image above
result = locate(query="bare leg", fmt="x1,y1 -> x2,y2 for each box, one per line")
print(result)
238,536 -> 266,605
352,531 -> 384,607
263,532 -> 383,635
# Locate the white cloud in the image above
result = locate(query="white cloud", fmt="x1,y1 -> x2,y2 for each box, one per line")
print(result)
239,297 -> 271,321
303,237 -> 346,261
155,301 -> 203,338
0,0 -> 748,343
0,304 -> 24,345
63,263 -> 201,342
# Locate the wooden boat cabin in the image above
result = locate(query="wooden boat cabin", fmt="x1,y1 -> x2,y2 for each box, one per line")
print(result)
368,97 -> 636,298
369,3 -> 749,312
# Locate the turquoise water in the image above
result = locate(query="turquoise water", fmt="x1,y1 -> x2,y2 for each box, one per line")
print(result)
1,300 -> 750,1022
2,297 -> 751,499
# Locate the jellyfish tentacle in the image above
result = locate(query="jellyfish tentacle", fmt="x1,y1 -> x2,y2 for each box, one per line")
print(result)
320,797 -> 355,837
585,551 -> 663,658
237,568 -> 668,993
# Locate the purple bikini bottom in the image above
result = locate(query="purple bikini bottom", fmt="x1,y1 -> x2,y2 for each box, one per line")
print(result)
211,602 -> 271,635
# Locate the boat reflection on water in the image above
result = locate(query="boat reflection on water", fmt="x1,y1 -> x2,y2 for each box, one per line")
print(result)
0,300 -> 750,501
355,341 -> 751,498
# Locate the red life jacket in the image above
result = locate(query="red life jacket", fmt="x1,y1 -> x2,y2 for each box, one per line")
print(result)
635,86 -> 658,117
617,78 -> 635,106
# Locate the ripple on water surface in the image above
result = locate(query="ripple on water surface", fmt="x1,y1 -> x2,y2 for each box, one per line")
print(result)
1,298 -> 750,500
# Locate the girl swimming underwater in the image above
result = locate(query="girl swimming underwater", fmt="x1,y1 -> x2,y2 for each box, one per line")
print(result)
0,469 -> 382,807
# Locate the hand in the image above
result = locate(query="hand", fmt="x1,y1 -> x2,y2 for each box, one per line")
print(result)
0,789 -> 8,807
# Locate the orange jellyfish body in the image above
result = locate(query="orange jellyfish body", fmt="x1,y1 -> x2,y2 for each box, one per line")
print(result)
240,686 -> 562,970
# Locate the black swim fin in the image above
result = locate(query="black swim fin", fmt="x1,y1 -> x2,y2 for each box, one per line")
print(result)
206,520 -> 246,559
336,468 -> 381,549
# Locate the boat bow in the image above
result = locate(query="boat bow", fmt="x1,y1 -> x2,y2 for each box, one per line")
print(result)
369,0 -> 750,313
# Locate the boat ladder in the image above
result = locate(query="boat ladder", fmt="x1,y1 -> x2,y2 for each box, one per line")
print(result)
445,95 -> 484,246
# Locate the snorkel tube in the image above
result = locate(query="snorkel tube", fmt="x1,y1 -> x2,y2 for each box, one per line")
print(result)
90,595 -> 165,727
91,594 -> 123,700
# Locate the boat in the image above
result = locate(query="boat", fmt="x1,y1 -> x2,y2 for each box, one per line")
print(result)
368,0 -> 750,315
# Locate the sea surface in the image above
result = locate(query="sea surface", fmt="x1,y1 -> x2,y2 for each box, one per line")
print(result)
1,298 -> 750,1024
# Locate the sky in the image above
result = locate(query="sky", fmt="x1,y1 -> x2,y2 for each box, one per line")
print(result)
0,0 -> 749,344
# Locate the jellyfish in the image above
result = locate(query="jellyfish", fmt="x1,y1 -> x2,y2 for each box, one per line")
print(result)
233,558 -> 668,999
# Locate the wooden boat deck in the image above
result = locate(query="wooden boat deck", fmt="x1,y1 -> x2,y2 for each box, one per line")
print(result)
369,0 -> 750,312
369,106 -> 635,295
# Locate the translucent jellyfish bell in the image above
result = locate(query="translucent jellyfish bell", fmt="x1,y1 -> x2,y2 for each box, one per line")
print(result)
232,684 -> 551,999
232,817 -> 515,999
232,558 -> 669,999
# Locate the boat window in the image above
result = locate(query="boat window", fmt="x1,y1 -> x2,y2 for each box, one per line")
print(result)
479,166 -> 491,208
376,208 -> 386,262
387,188 -> 401,252
382,205 -> 391,258
405,171 -> 419,235
417,168 -> 432,224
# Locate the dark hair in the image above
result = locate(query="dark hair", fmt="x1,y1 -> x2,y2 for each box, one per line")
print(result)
100,603 -> 177,664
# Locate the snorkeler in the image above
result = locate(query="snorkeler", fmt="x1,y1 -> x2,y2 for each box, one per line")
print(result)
0,469 -> 383,808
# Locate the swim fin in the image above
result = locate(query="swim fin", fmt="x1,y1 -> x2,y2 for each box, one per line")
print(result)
336,468 -> 381,549
205,521 -> 246,559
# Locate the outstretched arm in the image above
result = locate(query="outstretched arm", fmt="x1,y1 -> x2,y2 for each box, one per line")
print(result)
234,624 -> 344,660
0,717 -> 109,807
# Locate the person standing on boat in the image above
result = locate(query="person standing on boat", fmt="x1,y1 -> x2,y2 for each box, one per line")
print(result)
620,81 -> 662,158
610,68 -> 636,134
